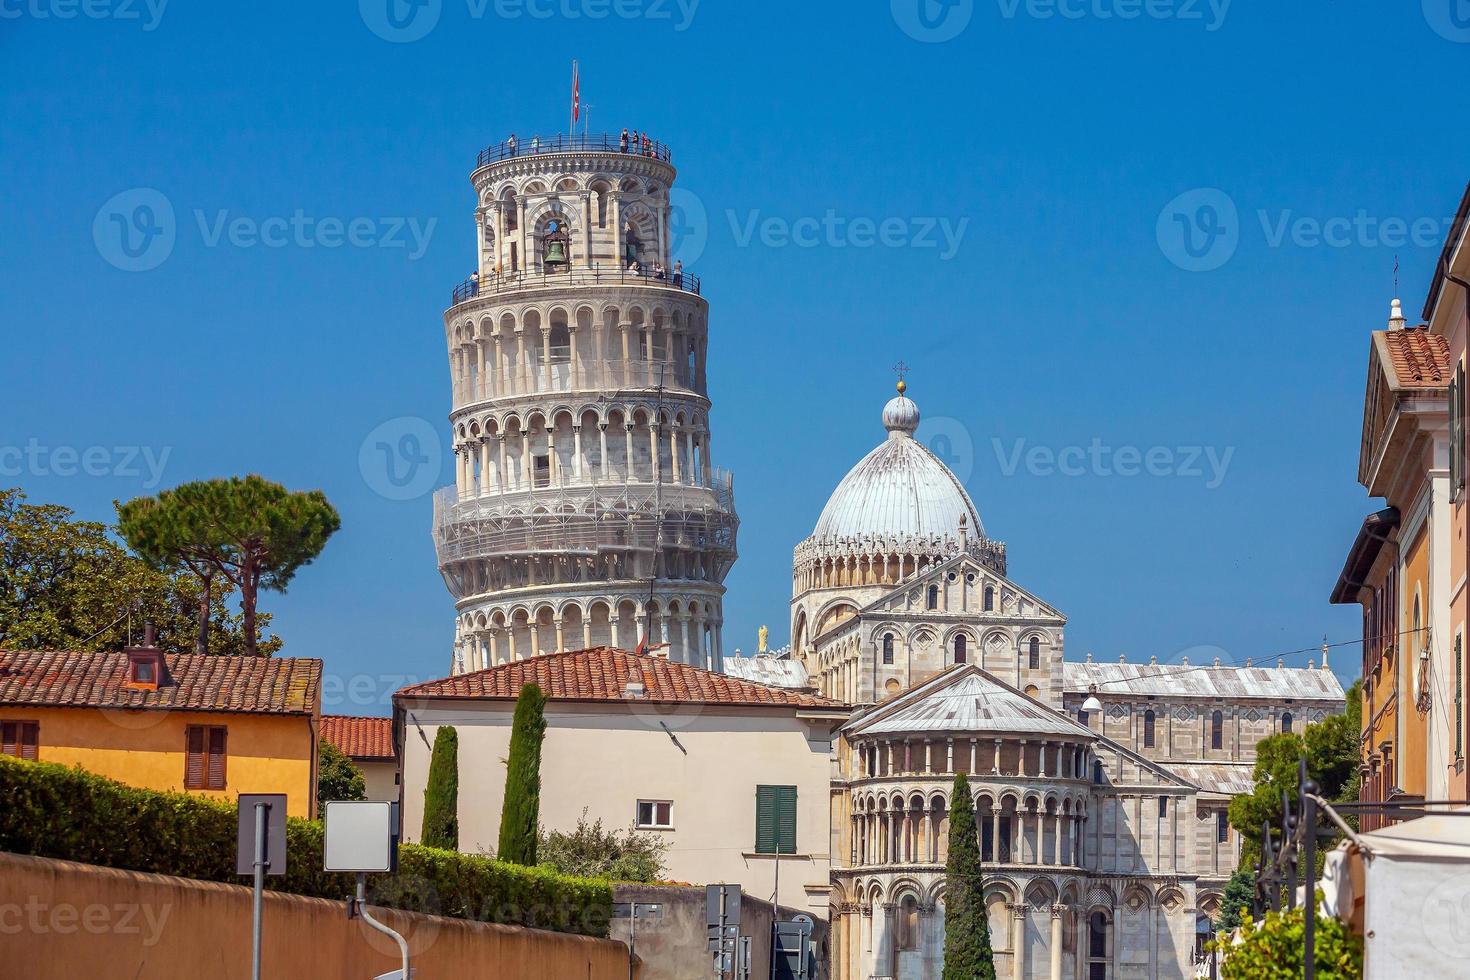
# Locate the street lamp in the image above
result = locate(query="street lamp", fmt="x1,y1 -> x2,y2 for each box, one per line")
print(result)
1081,683 -> 1103,714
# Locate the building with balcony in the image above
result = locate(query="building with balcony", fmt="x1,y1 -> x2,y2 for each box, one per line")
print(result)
433,134 -> 737,674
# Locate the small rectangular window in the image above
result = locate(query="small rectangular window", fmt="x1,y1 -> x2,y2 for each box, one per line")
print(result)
1217,811 -> 1230,844
1,720 -> 39,761
755,785 -> 797,854
636,800 -> 673,829
185,725 -> 228,790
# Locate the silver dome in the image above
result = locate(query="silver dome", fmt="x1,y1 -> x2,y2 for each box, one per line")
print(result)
811,391 -> 983,542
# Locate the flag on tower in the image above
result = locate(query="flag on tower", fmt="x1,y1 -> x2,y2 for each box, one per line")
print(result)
571,61 -> 580,125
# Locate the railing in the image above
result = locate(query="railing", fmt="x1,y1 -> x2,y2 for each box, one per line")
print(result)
451,265 -> 702,304
451,358 -> 700,403
475,132 -> 672,169
432,480 -> 738,565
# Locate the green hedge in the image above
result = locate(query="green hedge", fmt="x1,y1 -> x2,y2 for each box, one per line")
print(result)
0,756 -> 612,938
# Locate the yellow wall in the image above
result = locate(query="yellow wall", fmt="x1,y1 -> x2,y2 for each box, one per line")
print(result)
0,705 -> 317,818
1401,525 -> 1431,796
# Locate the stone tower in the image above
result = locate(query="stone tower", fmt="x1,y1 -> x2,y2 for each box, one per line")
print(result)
433,133 -> 738,675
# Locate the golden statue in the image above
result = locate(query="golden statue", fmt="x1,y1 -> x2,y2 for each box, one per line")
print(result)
758,625 -> 769,654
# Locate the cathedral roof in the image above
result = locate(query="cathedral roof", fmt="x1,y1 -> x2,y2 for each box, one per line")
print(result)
1062,660 -> 1346,702
846,665 -> 1092,739
808,385 -> 984,545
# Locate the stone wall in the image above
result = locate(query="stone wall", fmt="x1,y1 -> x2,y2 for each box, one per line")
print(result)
0,851 -> 630,979
611,882 -> 829,980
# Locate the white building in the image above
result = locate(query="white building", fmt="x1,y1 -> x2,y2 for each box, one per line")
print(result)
394,647 -> 846,913
795,384 -> 1346,980
433,133 -> 738,675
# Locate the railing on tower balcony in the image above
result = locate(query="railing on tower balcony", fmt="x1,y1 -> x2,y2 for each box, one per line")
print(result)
475,132 -> 672,169
432,476 -> 737,565
451,355 -> 699,404
451,265 -> 702,305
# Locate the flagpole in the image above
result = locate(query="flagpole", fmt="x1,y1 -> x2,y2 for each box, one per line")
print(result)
570,59 -> 577,138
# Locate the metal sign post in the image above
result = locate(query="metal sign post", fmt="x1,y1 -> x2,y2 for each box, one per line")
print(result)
706,884 -> 741,979
324,802 -> 407,980
235,794 -> 287,980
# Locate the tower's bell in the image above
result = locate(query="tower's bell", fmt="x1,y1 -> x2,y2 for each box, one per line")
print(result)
544,237 -> 568,267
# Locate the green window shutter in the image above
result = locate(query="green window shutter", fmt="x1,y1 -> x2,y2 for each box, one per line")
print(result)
756,785 -> 776,853
776,785 -> 797,854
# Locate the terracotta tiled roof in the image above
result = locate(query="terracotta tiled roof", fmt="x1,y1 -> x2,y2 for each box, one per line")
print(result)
1381,328 -> 1451,388
396,648 -> 845,710
0,650 -> 321,715
320,714 -> 394,759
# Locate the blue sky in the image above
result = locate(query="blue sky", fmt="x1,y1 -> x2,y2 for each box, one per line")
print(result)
3,1 -> 1466,712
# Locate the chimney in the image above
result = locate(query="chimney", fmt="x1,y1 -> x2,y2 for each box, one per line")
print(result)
124,621 -> 166,691
1389,298 -> 1406,330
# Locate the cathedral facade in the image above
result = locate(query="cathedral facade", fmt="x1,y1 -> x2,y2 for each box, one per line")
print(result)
794,385 -> 1346,980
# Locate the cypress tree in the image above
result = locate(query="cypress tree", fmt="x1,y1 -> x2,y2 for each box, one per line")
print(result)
420,725 -> 459,850
498,683 -> 548,865
944,771 -> 996,980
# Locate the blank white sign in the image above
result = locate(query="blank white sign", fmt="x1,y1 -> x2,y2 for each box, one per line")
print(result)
324,801 -> 394,873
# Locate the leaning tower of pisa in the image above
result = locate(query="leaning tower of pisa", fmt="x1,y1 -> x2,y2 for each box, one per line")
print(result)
433,132 -> 738,675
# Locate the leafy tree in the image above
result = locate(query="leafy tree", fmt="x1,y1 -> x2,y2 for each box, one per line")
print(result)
1215,900 -> 1363,979
1216,868 -> 1255,932
317,739 -> 367,808
0,487 -> 278,654
537,812 -> 668,882
115,476 -> 339,656
421,726 -> 459,850
944,771 -> 996,980
498,683 -> 548,866
1229,683 -> 1363,869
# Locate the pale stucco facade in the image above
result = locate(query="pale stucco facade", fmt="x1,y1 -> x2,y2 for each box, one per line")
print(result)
395,664 -> 847,913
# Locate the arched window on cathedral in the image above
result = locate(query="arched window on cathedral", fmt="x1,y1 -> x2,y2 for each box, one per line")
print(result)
896,896 -> 920,951
927,585 -> 939,611
882,633 -> 894,665
1077,708 -> 1089,727
1093,760 -> 1104,784
983,586 -> 994,612
1089,911 -> 1111,965
1143,709 -> 1156,748
1281,711 -> 1293,734
953,634 -> 967,664
1217,811 -> 1230,843
1028,636 -> 1041,669
1211,710 -> 1224,750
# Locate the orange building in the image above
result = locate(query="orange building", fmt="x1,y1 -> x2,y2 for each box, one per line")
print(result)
0,634 -> 322,818
1421,181 -> 1470,801
1334,186 -> 1470,816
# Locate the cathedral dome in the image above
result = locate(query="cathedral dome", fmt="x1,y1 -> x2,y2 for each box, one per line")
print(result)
810,385 -> 984,543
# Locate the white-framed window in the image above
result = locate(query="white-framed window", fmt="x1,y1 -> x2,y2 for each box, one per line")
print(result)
636,799 -> 673,829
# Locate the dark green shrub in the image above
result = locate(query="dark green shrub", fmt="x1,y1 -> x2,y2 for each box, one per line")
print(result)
0,755 -> 611,937
421,725 -> 459,850
497,683 -> 547,866
944,771 -> 996,980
